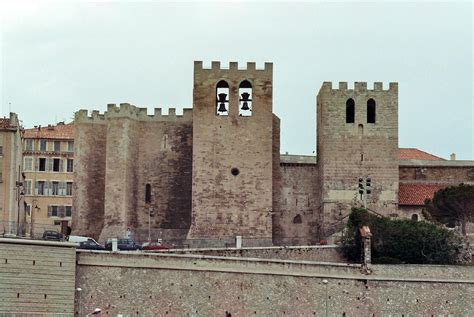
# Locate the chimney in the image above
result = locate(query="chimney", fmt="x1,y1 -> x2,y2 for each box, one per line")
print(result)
450,153 -> 456,161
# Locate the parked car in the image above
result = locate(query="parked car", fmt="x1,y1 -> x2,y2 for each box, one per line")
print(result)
67,235 -> 100,245
105,238 -> 142,251
42,230 -> 64,241
77,239 -> 106,251
142,241 -> 170,251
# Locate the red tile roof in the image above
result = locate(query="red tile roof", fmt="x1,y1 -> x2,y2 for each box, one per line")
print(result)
399,183 -> 447,206
0,118 -> 11,129
399,148 -> 445,161
23,123 -> 74,140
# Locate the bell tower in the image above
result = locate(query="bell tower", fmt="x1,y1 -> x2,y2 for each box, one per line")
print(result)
189,61 -> 274,247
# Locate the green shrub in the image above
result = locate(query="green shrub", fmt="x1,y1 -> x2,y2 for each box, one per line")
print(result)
341,208 -> 464,265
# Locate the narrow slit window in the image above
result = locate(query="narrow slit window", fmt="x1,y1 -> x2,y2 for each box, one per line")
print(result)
239,80 -> 252,117
145,184 -> 152,204
216,80 -> 229,116
367,98 -> 376,123
346,98 -> 355,123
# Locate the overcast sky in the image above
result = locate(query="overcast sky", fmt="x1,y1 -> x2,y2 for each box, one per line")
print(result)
1,0 -> 472,159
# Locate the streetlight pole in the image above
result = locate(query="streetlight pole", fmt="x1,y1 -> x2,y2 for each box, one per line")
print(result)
322,279 -> 328,317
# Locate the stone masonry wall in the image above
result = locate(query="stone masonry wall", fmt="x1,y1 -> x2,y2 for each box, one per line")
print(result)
273,163 -> 319,245
400,165 -> 474,183
134,116 -> 193,242
159,245 -> 345,263
190,61 -> 274,243
317,82 -> 399,237
72,111 -> 107,240
75,251 -> 474,316
99,106 -> 140,242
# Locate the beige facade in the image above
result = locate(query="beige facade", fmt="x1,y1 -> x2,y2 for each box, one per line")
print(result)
0,113 -> 25,236
23,123 -> 74,238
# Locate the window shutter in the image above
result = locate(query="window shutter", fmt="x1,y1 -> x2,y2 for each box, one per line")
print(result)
35,158 -> 39,171
35,181 -> 38,195
59,205 -> 65,218
45,181 -> 50,195
60,182 -> 65,196
47,205 -> 52,217
59,159 -> 64,172
47,158 -> 53,172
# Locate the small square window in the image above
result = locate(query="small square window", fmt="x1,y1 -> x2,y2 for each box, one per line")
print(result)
67,141 -> 74,152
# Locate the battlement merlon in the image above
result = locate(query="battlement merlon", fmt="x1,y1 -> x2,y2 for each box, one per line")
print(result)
74,109 -> 106,124
75,105 -> 193,123
318,81 -> 398,94
194,61 -> 273,73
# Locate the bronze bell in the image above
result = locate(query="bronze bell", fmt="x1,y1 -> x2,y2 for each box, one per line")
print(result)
217,103 -> 227,113
217,93 -> 228,113
240,92 -> 251,111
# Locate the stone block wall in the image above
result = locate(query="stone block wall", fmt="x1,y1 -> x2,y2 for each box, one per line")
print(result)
273,163 -> 319,245
317,82 -> 399,236
72,111 -> 107,240
190,61 -> 274,242
0,239 -> 76,315
160,245 -> 345,262
399,164 -> 474,183
75,251 -> 474,316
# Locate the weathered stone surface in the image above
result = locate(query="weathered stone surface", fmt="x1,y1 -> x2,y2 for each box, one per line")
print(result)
75,251 -> 474,316
317,82 -> 399,237
190,62 -> 274,241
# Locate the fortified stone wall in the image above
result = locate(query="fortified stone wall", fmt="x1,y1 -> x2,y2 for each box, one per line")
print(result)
273,162 -> 319,245
73,104 -> 194,243
134,109 -> 193,242
317,82 -> 399,237
190,61 -> 274,244
75,251 -> 474,316
73,110 -> 107,239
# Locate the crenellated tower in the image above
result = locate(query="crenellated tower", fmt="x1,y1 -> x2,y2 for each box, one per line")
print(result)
189,61 -> 276,246
316,82 -> 399,238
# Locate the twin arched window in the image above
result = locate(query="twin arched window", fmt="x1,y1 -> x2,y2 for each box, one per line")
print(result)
345,98 -> 376,124
216,80 -> 253,116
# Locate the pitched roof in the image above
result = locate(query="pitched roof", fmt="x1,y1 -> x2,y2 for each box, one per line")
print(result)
23,123 -> 74,140
398,148 -> 445,161
399,183 -> 447,206
0,118 -> 11,129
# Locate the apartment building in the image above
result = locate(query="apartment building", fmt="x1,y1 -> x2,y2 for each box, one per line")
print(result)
23,123 -> 74,237
0,113 -> 25,236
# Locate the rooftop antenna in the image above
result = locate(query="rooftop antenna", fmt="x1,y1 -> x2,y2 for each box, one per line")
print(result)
9,102 -> 11,114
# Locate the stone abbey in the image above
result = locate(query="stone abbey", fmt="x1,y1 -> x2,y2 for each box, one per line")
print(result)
72,61 -> 474,247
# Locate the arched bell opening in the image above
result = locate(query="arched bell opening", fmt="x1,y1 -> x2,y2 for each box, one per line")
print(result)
216,80 -> 229,116
367,98 -> 376,123
346,98 -> 355,123
239,80 -> 252,117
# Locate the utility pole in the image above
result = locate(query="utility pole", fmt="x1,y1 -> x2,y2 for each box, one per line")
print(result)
148,207 -> 154,243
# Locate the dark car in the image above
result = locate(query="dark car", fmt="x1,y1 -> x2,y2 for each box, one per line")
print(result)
78,239 -> 106,251
42,230 -> 63,241
142,241 -> 169,251
105,238 -> 142,251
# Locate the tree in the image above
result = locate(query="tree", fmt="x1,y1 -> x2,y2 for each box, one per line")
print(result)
341,208 -> 465,264
423,184 -> 474,236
